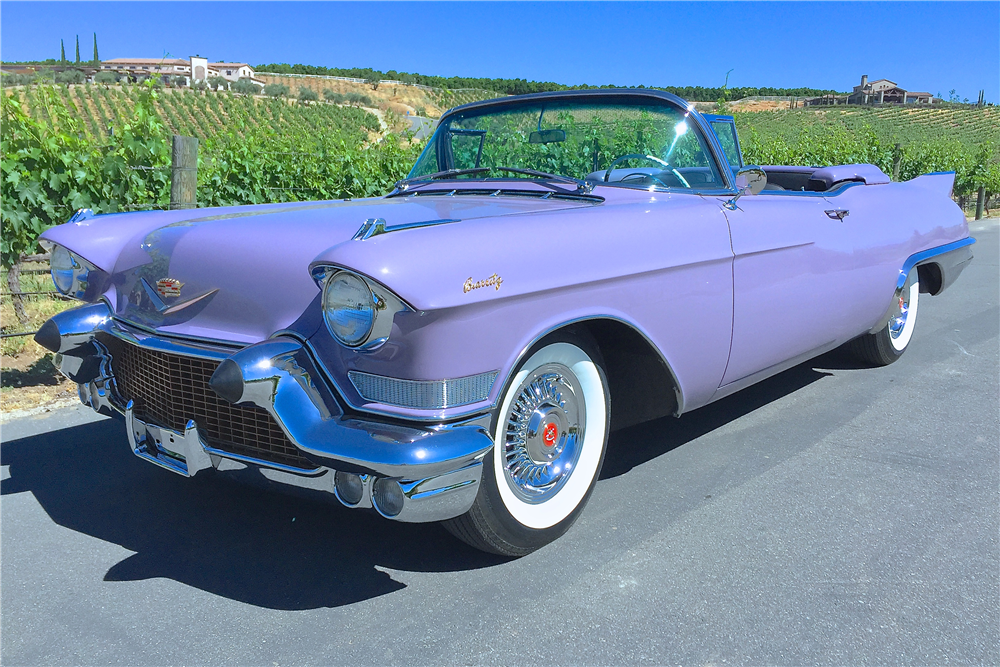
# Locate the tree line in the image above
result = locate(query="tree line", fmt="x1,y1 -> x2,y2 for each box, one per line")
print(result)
255,62 -> 841,100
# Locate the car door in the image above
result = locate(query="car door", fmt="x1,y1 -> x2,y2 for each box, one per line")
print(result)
718,190 -> 868,387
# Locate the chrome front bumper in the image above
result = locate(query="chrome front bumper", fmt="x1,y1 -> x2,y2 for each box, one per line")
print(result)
43,303 -> 494,523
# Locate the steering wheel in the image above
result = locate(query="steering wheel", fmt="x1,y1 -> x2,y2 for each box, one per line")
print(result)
603,153 -> 691,188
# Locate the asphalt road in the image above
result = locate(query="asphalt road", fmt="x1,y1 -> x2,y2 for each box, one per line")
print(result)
407,115 -> 436,140
2,220 -> 997,666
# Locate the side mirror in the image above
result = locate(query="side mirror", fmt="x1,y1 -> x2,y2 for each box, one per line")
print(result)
735,166 -> 767,194
725,166 -> 767,210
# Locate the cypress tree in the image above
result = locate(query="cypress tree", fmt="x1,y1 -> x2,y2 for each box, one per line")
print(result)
60,39 -> 66,63
75,35 -> 80,64
93,33 -> 99,64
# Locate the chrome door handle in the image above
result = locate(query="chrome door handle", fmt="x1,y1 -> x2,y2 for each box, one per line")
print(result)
825,209 -> 849,220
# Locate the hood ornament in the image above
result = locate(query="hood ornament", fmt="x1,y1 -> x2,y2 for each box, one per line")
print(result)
155,278 -> 184,298
353,217 -> 461,241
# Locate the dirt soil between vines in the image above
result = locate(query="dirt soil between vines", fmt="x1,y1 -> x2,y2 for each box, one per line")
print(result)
1,350 -> 77,420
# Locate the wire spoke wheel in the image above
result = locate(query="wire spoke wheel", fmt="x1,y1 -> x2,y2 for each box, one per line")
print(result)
502,365 -> 585,503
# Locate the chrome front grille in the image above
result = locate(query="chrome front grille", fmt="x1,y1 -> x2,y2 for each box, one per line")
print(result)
102,335 -> 318,470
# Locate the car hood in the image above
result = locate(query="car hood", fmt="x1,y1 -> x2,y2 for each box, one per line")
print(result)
42,195 -> 590,343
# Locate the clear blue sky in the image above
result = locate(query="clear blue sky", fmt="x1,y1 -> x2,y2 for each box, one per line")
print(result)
2,1 -> 997,102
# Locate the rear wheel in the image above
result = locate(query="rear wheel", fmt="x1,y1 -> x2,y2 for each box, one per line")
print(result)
847,267 -> 920,366
444,336 -> 610,556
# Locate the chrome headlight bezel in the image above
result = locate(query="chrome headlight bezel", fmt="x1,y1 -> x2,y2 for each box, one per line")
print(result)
45,242 -> 108,301
313,266 -> 410,350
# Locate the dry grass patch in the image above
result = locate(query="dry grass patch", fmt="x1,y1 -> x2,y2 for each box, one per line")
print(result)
257,74 -> 449,118
1,264 -> 79,415
1,353 -> 76,414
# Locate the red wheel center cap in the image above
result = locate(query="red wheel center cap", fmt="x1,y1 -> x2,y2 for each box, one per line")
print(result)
542,422 -> 558,447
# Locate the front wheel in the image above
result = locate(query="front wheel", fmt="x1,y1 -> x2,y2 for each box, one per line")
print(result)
444,337 -> 610,556
846,267 -> 920,366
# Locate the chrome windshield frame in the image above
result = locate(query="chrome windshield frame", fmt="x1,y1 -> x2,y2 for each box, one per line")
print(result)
402,89 -> 737,195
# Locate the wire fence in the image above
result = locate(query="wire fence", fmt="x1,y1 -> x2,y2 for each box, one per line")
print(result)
45,202 -> 173,210
0,253 -> 60,340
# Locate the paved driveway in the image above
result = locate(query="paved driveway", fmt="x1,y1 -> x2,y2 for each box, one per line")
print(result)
407,115 -> 436,140
2,220 -> 997,665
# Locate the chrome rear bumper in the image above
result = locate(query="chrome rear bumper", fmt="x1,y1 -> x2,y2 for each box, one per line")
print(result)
44,303 -> 493,523
869,237 -> 976,334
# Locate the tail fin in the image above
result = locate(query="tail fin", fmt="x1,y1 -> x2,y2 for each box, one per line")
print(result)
908,171 -> 955,198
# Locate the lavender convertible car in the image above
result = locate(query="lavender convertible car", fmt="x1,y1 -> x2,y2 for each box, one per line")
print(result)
36,90 -> 974,556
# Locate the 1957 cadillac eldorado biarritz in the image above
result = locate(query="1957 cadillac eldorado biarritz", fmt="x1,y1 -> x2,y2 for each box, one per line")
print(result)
36,90 -> 974,556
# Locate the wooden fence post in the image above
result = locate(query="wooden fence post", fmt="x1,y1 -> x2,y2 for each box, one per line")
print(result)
6,260 -> 29,326
170,135 -> 198,210
975,186 -> 985,220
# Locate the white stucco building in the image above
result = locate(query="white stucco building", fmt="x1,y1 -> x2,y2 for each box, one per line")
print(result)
100,56 -> 260,85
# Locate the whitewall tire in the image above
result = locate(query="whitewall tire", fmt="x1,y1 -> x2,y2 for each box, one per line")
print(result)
847,267 -> 920,366
444,334 -> 610,556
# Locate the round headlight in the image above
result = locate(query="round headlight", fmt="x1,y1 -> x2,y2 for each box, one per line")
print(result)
323,272 -> 375,346
50,245 -> 77,295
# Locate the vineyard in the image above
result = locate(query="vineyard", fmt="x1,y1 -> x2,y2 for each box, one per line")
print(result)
1,84 -> 424,271
736,104 -> 999,199
736,105 -> 999,151
426,88 -> 506,110
6,84 -> 383,144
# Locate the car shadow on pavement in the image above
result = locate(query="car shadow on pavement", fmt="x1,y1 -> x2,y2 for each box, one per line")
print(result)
1,349 -> 860,611
601,351 -> 843,479
1,419 -> 507,611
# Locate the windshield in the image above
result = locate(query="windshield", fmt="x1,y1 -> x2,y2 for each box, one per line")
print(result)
409,98 -> 726,190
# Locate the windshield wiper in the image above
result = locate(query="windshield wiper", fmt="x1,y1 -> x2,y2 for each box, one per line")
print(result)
394,166 -> 592,195
394,168 -> 490,191
489,166 -> 591,193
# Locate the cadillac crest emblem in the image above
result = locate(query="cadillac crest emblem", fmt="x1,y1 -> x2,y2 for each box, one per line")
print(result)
155,278 -> 184,298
